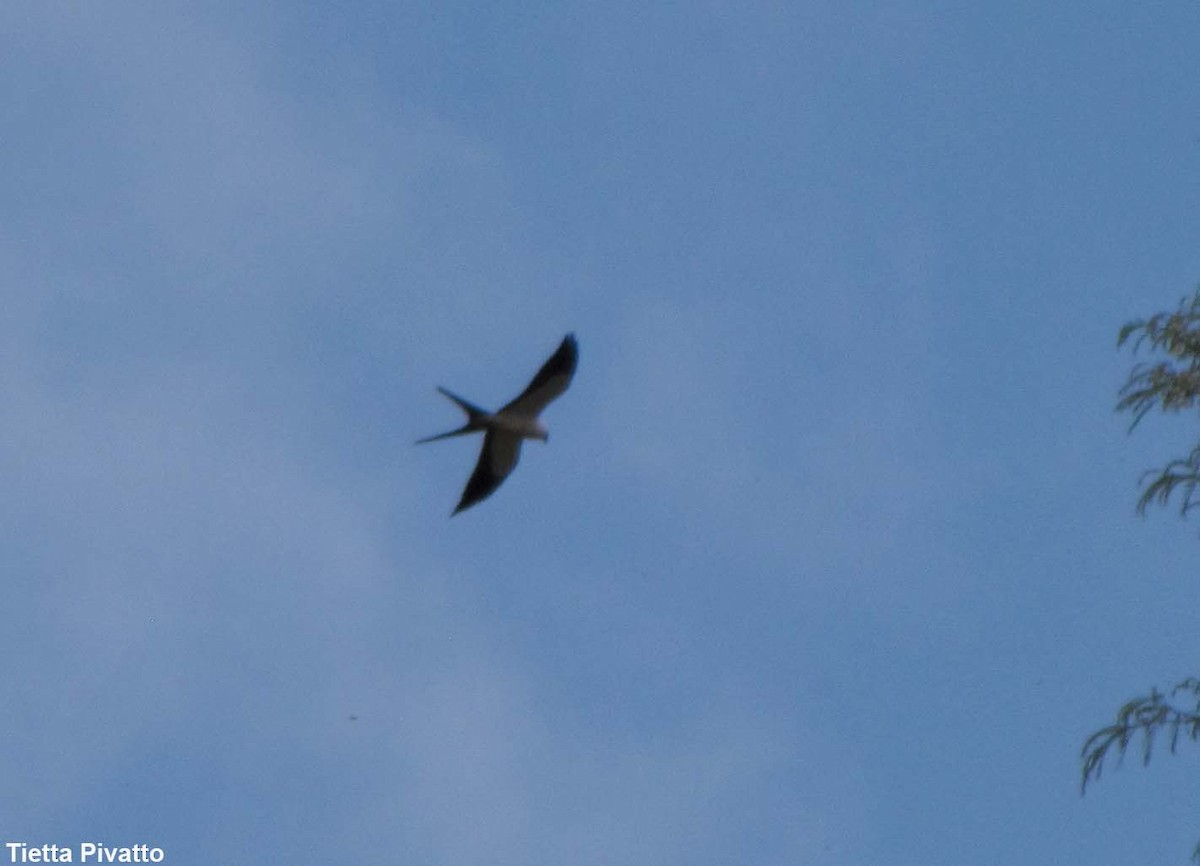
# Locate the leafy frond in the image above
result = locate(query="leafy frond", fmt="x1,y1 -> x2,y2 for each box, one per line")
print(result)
1081,679 -> 1200,794
1118,291 -> 1200,358
1134,442 -> 1200,516
1118,290 -> 1200,514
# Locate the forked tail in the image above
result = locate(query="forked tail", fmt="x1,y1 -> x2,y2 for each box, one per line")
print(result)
415,387 -> 490,444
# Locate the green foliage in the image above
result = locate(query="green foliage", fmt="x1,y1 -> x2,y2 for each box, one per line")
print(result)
1080,678 -> 1200,794
1117,290 -> 1200,515
1080,294 -> 1200,863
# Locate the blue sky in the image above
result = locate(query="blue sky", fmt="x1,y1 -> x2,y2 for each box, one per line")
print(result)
4,2 -> 1200,863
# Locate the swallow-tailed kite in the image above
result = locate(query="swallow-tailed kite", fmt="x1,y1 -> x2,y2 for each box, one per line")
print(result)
418,333 -> 578,515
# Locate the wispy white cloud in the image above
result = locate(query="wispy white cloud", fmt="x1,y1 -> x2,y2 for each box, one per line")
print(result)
2,6 -> 859,862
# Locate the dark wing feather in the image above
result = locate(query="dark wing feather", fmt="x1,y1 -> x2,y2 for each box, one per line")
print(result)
500,333 -> 578,417
452,430 -> 523,515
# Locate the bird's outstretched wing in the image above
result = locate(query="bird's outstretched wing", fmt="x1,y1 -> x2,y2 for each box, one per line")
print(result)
500,333 -> 578,418
453,430 -> 523,515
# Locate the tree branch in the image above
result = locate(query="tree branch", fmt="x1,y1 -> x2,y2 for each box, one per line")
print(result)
1081,678 -> 1200,794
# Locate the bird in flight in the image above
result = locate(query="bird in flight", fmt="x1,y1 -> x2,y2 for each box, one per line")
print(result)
418,334 -> 578,515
